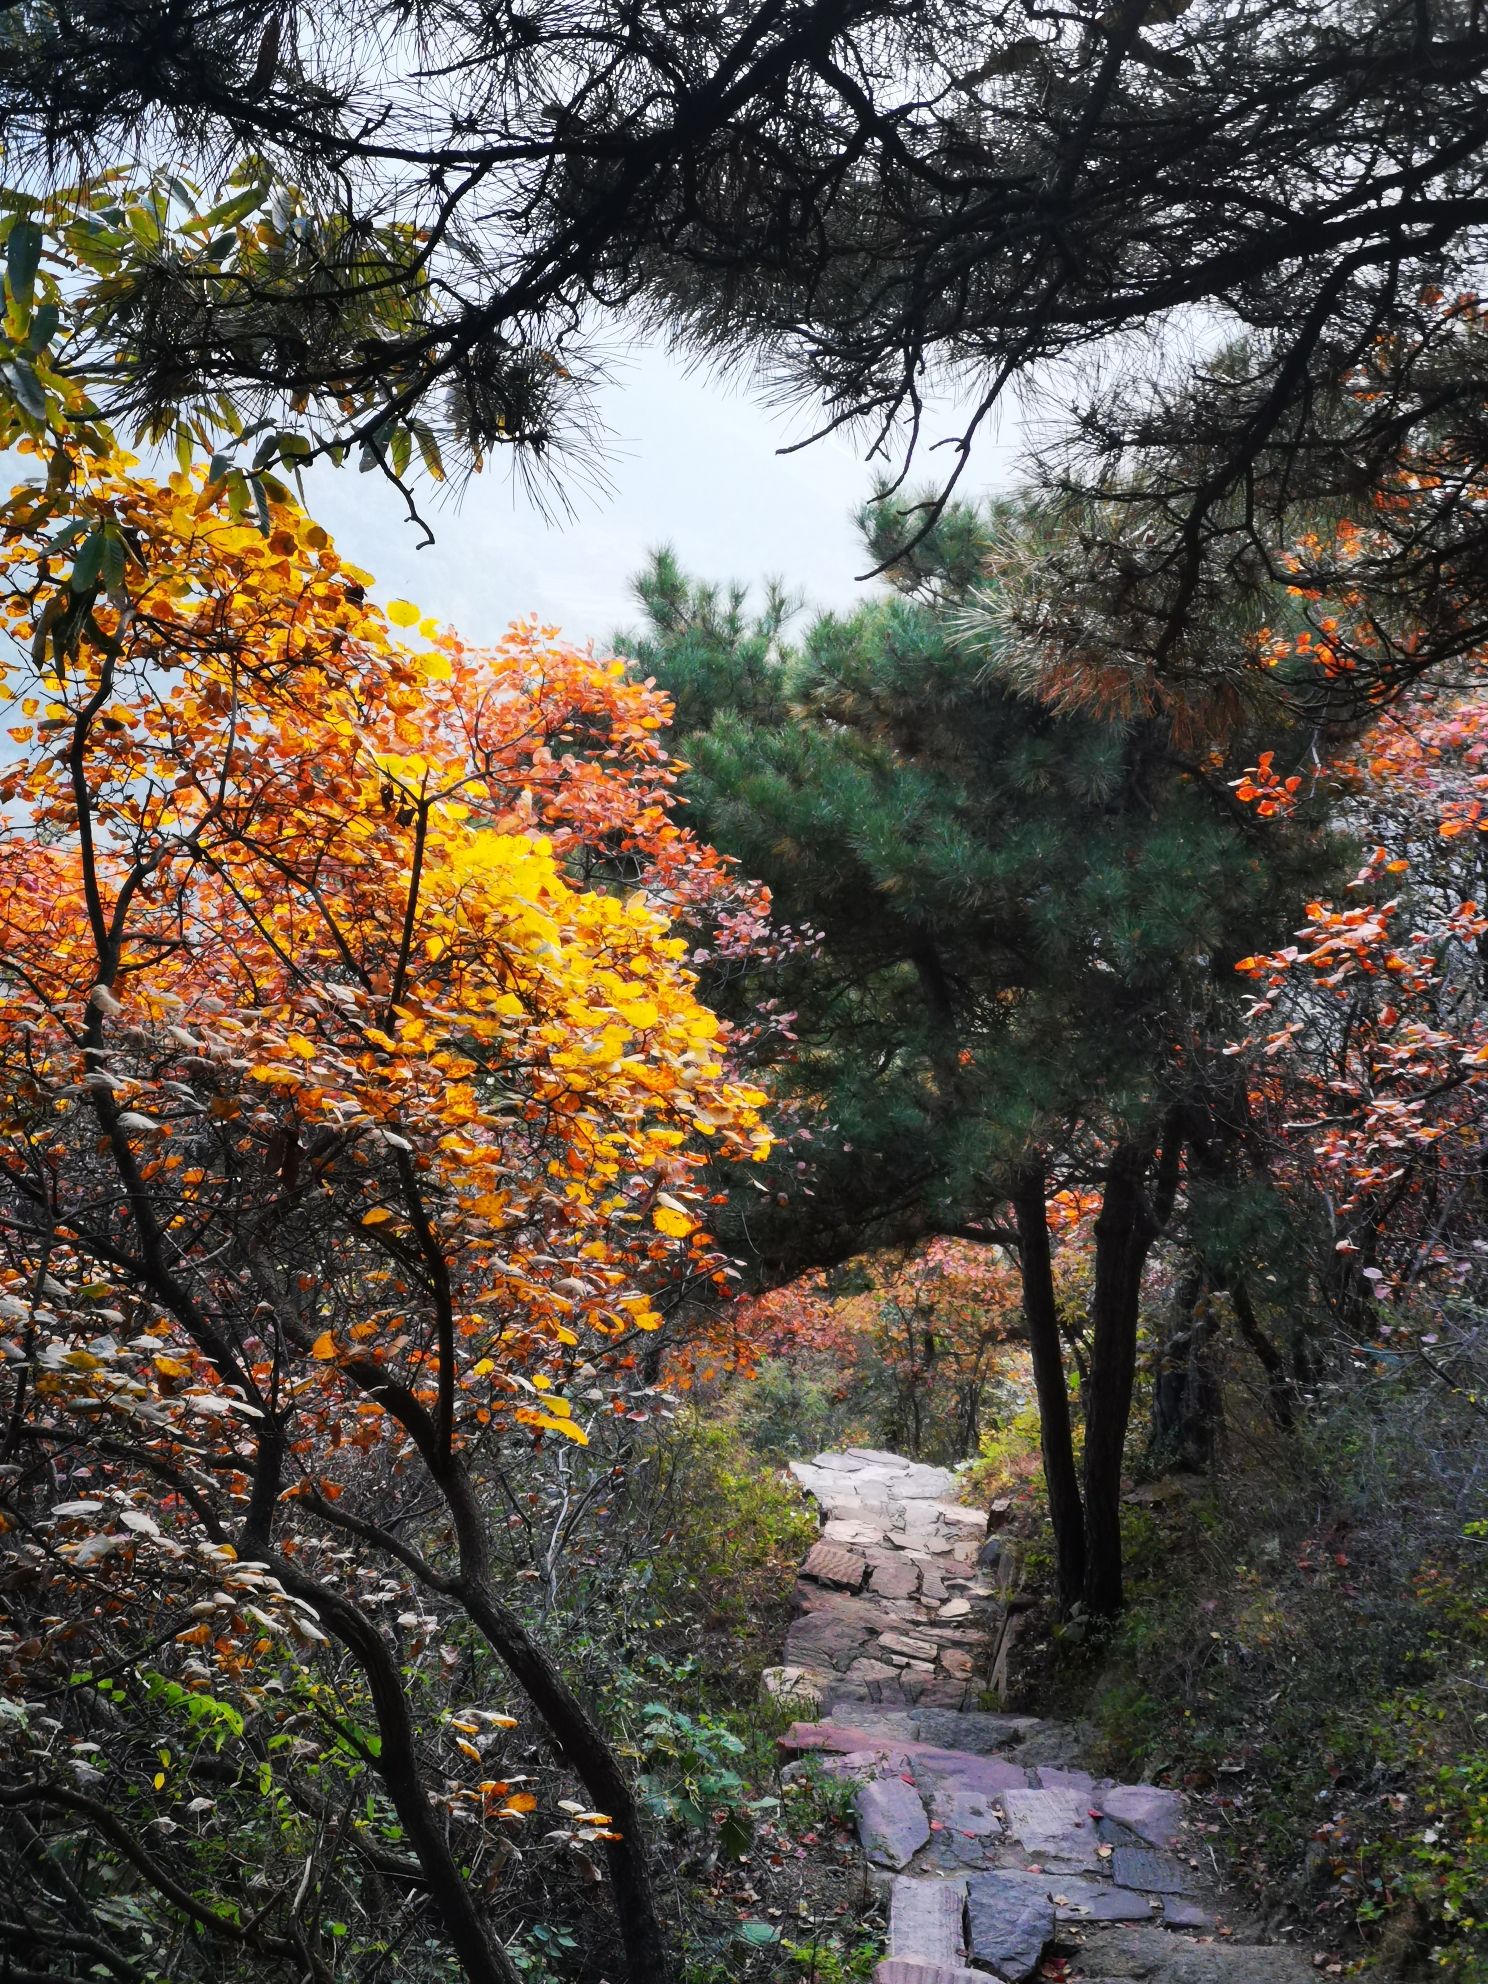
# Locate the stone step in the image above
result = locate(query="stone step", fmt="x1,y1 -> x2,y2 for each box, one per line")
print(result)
1067,1927 -> 1316,1984
857,1774 -> 931,1869
875,1960 -> 990,1984
966,1869 -> 1057,1982
889,1875 -> 967,1963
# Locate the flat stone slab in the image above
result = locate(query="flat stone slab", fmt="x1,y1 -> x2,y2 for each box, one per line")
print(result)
1068,1926 -> 1315,1984
928,1782 -> 1004,1839
890,1876 -> 966,1962
824,1518 -> 889,1545
912,1749 -> 1029,1798
879,1630 -> 942,1662
858,1776 -> 932,1869
1111,1845 -> 1197,1894
876,1960 -> 989,1984
786,1608 -> 874,1671
1097,1784 -> 1185,1848
1162,1898 -> 1217,1930
803,1540 -> 870,1591
1033,1765 -> 1101,1794
1045,1877 -> 1155,1922
869,1556 -> 923,1599
965,1870 -> 1055,1981
999,1787 -> 1103,1871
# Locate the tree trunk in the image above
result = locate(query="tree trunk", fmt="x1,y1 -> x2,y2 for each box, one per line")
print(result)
1229,1277 -> 1296,1429
1146,1260 -> 1221,1472
444,1472 -> 672,1984
1011,1165 -> 1086,1615
1082,1140 -> 1160,1618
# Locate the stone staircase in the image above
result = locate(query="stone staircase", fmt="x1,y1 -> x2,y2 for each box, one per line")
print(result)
767,1450 -> 1316,1984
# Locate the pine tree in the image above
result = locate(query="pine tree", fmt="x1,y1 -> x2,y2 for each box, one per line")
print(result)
623,495 -> 1338,1615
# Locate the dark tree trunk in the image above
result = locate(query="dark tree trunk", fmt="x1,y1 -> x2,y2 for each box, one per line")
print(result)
1229,1277 -> 1296,1430
1147,1260 -> 1222,1473
1082,1131 -> 1173,1619
1011,1164 -> 1086,1615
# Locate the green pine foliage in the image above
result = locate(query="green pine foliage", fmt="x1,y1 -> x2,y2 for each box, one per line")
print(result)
620,492 -> 1340,1264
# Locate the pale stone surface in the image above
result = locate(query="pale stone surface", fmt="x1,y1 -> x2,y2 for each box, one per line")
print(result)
889,1875 -> 967,1961
846,1657 -> 904,1685
857,1776 -> 932,1869
879,1630 -> 941,1661
999,1787 -> 1104,1871
760,1665 -> 823,1710
1162,1898 -> 1217,1930
875,1960 -> 989,1984
938,1597 -> 972,1619
1099,1784 -> 1185,1848
965,1870 -> 1056,1980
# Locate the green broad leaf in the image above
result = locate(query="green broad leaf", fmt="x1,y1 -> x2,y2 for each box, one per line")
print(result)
196,184 -> 267,233
390,424 -> 412,479
20,302 -> 60,357
6,218 -> 43,309
251,474 -> 272,535
2,357 -> 47,420
100,529 -> 126,589
736,1920 -> 777,1946
70,527 -> 105,591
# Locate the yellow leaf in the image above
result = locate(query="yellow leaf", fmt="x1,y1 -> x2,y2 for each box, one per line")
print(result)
503,1792 -> 537,1814
361,1206 -> 396,1226
387,598 -> 421,628
651,1205 -> 696,1239
310,1332 -> 337,1360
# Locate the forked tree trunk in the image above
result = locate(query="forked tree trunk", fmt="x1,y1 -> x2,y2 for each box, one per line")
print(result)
1081,1133 -> 1173,1619
1011,1165 -> 1086,1615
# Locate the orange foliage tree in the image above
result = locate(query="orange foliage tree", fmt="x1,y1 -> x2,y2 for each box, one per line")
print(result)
1232,659 -> 1488,1342
744,1237 -> 1029,1464
0,447 -> 773,1984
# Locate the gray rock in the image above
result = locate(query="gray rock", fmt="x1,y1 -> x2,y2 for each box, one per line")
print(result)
1032,1765 -> 1101,1795
1110,1845 -> 1197,1894
1097,1784 -> 1185,1848
927,1782 -> 1004,1839
858,1776 -> 932,1869
875,1959 -> 990,1984
1069,1926 -> 1315,1984
910,1708 -> 1043,1753
912,1749 -> 1029,1799
965,1870 -> 1056,1980
1044,1878 -> 1155,1922
870,1556 -> 923,1599
999,1787 -> 1104,1871
890,1876 -> 967,1962
1162,1899 -> 1217,1930
785,1607 -> 873,1671
879,1630 -> 943,1662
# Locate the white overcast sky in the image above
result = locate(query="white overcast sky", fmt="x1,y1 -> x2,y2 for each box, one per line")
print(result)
299,336 -> 1034,652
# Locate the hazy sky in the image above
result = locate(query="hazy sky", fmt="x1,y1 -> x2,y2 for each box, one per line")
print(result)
300,337 -> 1031,653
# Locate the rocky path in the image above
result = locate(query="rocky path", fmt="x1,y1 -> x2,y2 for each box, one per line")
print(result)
767,1450 -> 1314,1984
